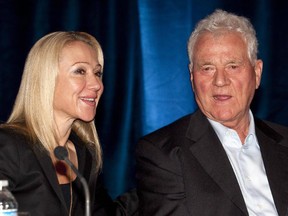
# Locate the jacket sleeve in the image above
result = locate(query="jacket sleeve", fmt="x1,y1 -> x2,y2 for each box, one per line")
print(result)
92,173 -> 116,216
136,137 -> 190,216
0,129 -> 21,188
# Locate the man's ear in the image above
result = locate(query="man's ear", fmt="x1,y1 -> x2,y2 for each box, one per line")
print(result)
255,59 -> 263,89
189,64 -> 195,91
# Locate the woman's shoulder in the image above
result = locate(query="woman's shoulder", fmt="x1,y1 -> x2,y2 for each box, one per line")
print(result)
0,125 -> 27,139
0,125 -> 31,148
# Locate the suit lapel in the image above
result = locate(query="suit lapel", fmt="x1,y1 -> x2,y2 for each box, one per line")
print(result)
183,110 -> 248,215
32,145 -> 68,212
255,120 -> 288,216
69,132 -> 95,210
31,132 -> 95,215
69,131 -> 93,184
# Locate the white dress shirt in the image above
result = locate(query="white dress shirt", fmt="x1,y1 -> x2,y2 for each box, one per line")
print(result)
208,111 -> 278,215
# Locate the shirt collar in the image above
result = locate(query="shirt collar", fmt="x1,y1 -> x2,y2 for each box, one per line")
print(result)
207,110 -> 256,145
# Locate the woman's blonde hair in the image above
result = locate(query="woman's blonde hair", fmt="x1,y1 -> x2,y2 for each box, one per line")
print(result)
5,31 -> 104,170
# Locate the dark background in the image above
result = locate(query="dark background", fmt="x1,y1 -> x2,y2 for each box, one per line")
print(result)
1,0 -> 288,199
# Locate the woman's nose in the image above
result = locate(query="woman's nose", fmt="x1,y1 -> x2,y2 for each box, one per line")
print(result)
87,74 -> 103,91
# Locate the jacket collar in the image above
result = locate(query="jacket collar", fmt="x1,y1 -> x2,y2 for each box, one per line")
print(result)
184,110 -> 248,214
254,119 -> 288,216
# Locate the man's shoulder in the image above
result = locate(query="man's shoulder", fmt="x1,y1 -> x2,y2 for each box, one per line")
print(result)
137,112 -> 203,153
143,113 -> 192,139
256,118 -> 288,141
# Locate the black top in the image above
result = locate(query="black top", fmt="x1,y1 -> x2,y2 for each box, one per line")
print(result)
60,183 -> 71,210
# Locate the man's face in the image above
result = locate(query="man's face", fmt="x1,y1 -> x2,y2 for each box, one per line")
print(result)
190,31 -> 262,128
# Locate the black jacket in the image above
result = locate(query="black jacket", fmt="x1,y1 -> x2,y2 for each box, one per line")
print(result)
136,109 -> 288,215
0,127 -> 114,216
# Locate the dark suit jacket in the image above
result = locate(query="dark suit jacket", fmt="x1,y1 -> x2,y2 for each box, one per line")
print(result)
136,110 -> 288,215
0,127 -> 114,216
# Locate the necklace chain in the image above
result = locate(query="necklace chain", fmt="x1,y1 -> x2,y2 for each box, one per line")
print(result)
66,142 -> 73,216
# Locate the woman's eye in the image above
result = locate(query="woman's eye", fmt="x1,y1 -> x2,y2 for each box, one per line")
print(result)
74,68 -> 85,74
95,71 -> 103,78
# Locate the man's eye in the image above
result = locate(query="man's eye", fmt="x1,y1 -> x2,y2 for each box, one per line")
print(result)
227,64 -> 239,71
230,65 -> 238,69
202,66 -> 215,72
95,71 -> 103,78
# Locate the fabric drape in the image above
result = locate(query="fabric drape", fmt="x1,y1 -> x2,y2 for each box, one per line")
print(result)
1,0 -> 288,199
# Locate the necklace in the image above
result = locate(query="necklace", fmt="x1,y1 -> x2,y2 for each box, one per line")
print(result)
65,142 -> 73,216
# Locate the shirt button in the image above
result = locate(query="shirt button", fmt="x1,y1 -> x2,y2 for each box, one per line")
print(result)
256,203 -> 263,210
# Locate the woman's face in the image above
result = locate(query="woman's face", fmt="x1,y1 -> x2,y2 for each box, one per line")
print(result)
53,41 -> 104,125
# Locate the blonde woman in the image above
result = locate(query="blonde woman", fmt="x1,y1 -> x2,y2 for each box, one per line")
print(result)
0,31 -> 114,216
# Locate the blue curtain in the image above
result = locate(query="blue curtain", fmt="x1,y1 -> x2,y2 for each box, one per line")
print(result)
1,0 -> 288,199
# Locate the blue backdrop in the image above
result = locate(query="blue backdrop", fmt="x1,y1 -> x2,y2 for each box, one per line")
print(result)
1,0 -> 288,199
